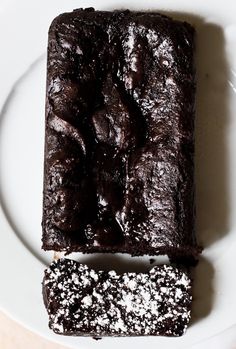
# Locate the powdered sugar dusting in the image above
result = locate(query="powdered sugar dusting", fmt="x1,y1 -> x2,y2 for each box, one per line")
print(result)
123,24 -> 139,90
125,25 -> 137,72
43,259 -> 192,337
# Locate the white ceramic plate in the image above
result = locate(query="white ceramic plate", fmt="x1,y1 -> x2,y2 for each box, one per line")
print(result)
0,0 -> 236,348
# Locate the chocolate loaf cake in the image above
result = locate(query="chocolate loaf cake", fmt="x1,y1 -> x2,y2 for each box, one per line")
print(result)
43,258 -> 192,337
42,8 -> 199,260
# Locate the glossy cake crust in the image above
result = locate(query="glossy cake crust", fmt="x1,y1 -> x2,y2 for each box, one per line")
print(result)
42,8 -> 199,260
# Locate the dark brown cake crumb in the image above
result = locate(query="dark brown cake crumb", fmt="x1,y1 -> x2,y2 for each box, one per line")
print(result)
149,258 -> 156,264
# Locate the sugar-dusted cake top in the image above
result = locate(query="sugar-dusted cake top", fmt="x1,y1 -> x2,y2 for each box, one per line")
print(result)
43,258 -> 192,337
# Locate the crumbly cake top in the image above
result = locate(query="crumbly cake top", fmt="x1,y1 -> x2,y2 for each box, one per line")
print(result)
43,258 -> 192,336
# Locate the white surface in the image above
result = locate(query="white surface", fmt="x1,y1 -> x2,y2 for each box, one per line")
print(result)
0,0 -> 236,348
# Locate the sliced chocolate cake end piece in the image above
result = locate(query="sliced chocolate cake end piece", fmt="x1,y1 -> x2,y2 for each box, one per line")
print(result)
42,8 -> 200,260
43,258 -> 192,337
